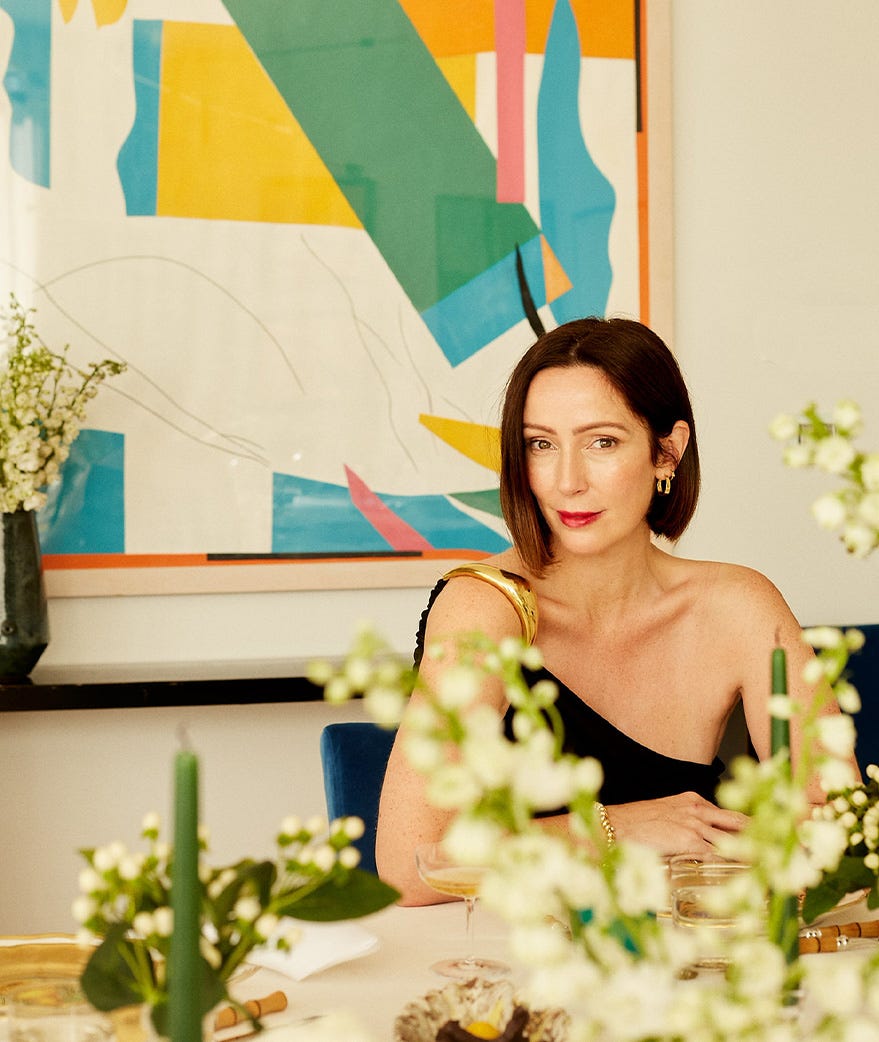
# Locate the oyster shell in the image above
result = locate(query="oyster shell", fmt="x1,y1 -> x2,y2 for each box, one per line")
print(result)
394,978 -> 568,1042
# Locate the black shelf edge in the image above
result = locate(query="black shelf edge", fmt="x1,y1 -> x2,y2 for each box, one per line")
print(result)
0,674 -> 326,712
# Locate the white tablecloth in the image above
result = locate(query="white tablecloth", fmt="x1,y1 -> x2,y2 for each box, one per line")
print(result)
227,903 -> 512,1041
1,898 -> 876,1042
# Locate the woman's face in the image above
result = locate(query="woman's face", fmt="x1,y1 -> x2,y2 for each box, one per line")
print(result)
522,365 -> 661,559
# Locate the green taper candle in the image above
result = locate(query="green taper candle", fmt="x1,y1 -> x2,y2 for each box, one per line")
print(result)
169,749 -> 201,1042
770,646 -> 790,757
768,645 -> 799,981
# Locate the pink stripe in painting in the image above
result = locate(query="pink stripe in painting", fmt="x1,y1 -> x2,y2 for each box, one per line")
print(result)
344,465 -> 433,552
494,0 -> 526,203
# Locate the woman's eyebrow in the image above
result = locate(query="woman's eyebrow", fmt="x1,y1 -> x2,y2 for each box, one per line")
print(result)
523,421 -> 630,433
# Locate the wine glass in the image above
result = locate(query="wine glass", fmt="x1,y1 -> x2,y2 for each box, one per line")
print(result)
415,842 -> 510,979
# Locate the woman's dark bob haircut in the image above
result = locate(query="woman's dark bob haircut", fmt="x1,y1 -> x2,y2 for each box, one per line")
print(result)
499,317 -> 700,575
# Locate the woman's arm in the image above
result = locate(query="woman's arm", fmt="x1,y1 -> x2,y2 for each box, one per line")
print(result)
731,568 -> 860,803
374,575 -> 524,904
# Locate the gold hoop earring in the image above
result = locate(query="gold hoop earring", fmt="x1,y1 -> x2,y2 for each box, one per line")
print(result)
656,472 -> 674,496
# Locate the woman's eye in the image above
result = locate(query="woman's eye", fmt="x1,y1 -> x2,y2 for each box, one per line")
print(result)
527,437 -> 553,452
592,436 -> 617,450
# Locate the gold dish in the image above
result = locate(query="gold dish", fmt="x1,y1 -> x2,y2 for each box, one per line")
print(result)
0,939 -> 91,1006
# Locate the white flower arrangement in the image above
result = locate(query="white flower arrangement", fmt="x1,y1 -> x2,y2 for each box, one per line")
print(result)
311,624 -> 879,1042
0,295 -> 126,513
73,811 -> 398,1035
769,400 -> 879,557
770,402 -> 879,918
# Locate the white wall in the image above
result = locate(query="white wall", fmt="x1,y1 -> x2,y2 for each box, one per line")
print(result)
2,699 -> 370,934
4,2 -> 879,934
37,585 -> 433,670
670,1 -> 879,627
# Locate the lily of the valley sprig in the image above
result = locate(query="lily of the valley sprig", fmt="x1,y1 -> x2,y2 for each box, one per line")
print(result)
769,400 -> 879,557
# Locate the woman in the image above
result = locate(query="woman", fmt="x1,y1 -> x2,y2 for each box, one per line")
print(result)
376,317 -> 840,905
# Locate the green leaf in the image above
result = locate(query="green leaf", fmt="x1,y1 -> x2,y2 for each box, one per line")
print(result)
80,926 -> 150,1012
802,856 -> 875,922
275,869 -> 399,921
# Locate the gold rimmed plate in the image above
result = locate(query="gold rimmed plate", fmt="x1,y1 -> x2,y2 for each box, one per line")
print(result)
0,937 -> 91,1007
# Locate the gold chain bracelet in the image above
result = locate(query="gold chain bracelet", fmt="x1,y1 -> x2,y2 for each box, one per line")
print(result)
595,802 -> 616,847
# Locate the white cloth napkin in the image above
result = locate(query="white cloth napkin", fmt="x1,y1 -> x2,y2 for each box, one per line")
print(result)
246,921 -> 379,982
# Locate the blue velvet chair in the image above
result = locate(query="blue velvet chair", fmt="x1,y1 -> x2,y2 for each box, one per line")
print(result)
319,721 -> 397,874
846,623 -> 879,775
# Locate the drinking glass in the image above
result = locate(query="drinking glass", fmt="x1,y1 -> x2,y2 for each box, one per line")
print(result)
415,842 -> 509,979
8,980 -> 114,1042
669,853 -> 752,974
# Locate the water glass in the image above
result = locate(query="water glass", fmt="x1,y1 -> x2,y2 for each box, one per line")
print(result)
669,853 -> 751,973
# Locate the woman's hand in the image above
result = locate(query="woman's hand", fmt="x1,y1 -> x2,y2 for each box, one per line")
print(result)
605,792 -> 748,854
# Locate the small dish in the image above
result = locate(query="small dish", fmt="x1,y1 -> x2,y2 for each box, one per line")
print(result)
0,941 -> 91,1008
394,978 -> 567,1042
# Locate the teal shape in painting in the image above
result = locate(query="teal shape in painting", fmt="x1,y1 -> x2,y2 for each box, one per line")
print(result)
376,492 -> 509,552
117,20 -> 162,215
0,0 -> 51,186
38,430 -> 125,554
273,473 -> 393,553
421,235 -> 546,368
272,473 -> 510,554
538,0 -> 615,323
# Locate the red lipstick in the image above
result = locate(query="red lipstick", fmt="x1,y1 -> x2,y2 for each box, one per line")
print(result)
558,510 -> 602,528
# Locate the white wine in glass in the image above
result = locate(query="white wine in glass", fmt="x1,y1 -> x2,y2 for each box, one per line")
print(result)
415,842 -> 510,979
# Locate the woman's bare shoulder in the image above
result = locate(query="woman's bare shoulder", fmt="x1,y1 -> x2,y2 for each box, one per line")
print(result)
426,552 -> 529,642
680,558 -> 798,632
694,559 -> 786,599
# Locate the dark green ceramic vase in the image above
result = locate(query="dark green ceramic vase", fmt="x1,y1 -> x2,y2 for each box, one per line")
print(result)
0,509 -> 49,681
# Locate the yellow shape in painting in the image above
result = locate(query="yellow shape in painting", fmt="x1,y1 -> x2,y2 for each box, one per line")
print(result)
57,0 -> 78,22
420,415 -> 501,473
157,23 -> 360,226
437,55 -> 477,120
57,0 -> 127,24
541,235 -> 573,302
91,0 -> 126,25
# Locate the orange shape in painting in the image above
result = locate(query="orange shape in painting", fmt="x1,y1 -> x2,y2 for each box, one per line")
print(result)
398,0 -> 634,59
541,235 -> 573,302
420,415 -> 501,473
397,0 -> 494,56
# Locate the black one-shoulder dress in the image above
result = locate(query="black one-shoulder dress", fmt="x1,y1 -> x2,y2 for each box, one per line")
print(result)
414,577 -> 724,805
